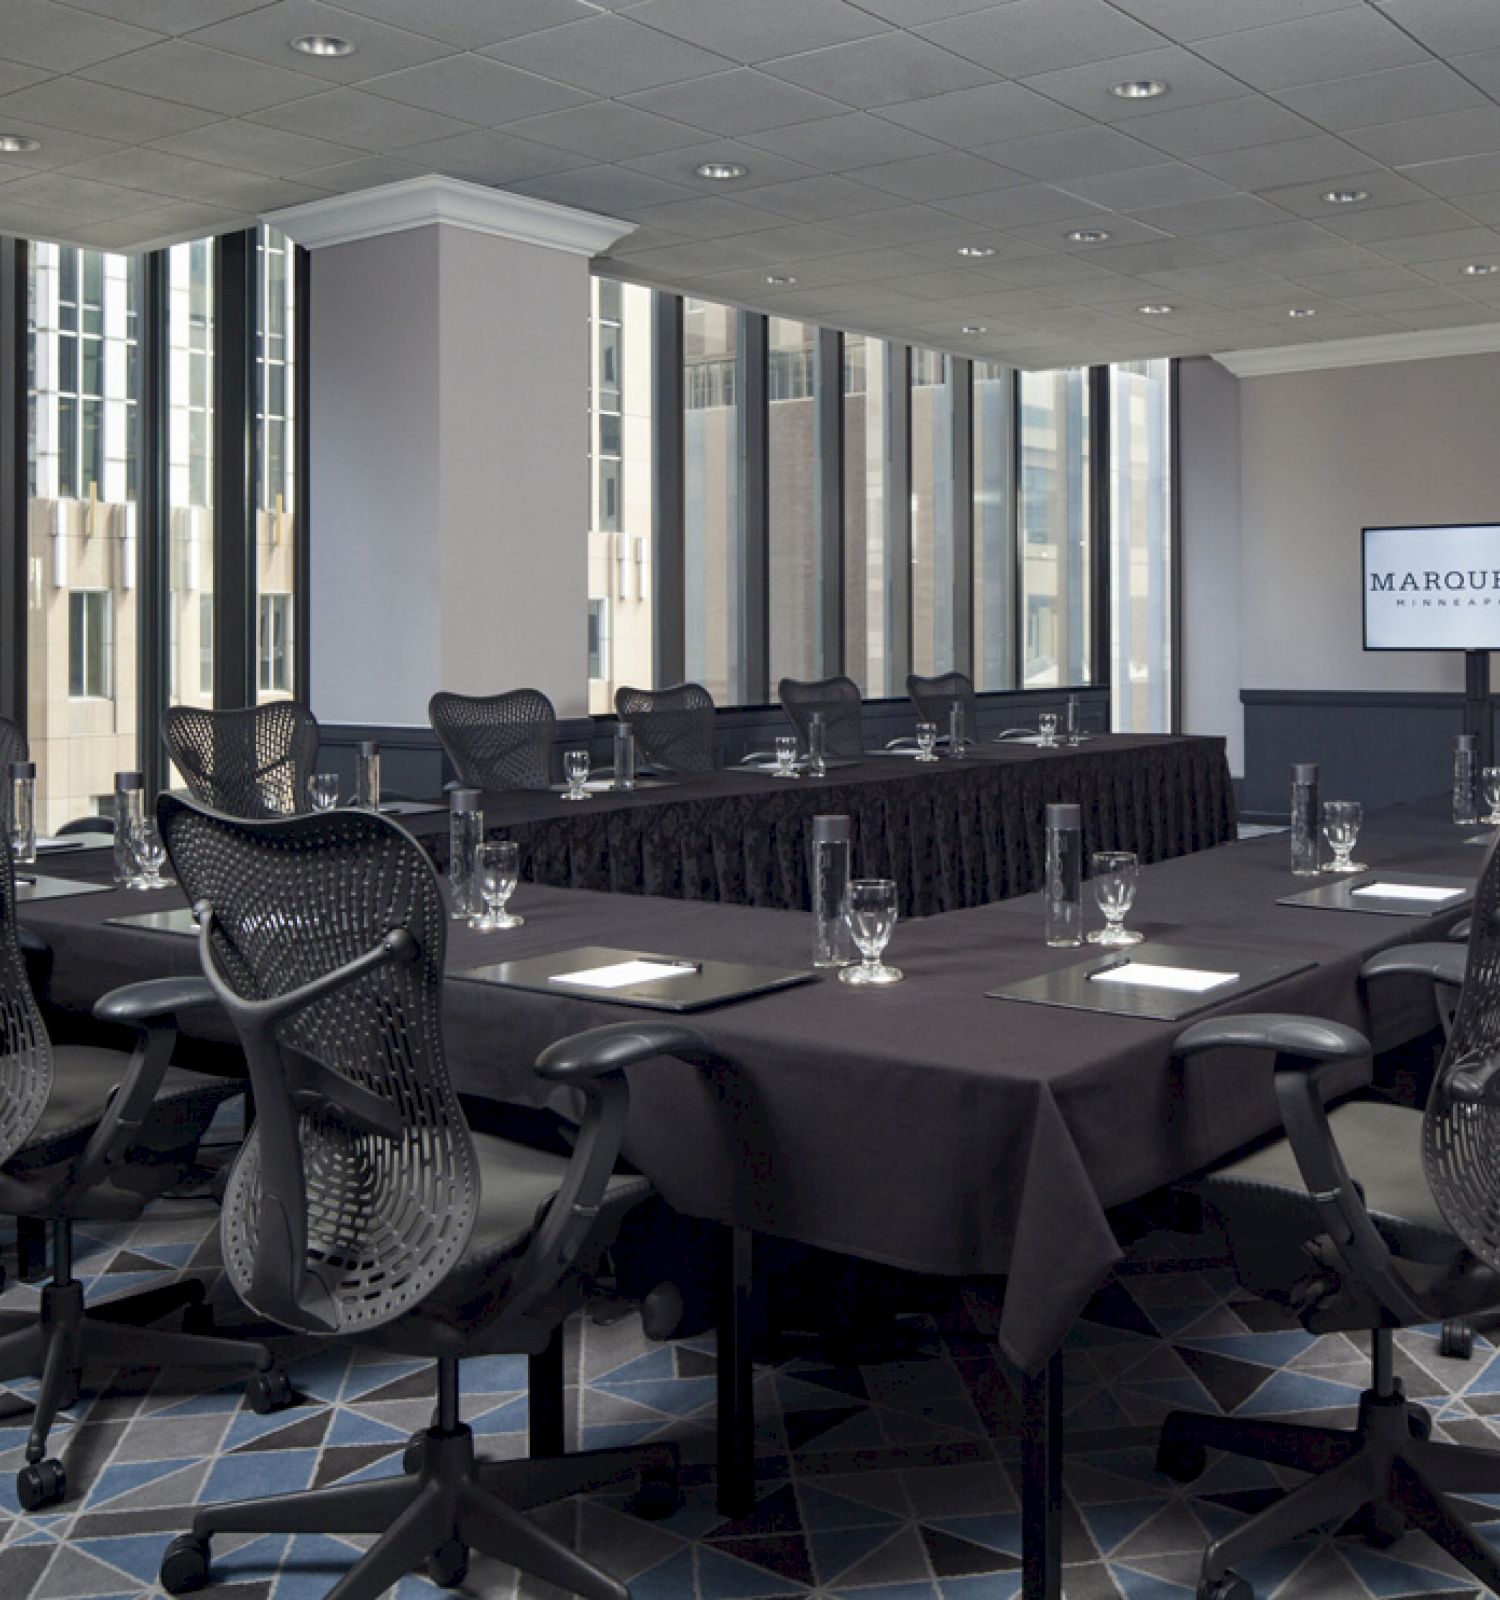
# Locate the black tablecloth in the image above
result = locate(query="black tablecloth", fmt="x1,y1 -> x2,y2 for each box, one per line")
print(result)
18,801 -> 1472,1375
411,733 -> 1235,915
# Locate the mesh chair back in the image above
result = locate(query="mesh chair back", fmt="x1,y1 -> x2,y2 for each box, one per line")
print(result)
907,672 -> 980,737
163,702 -> 320,819
1425,832 -> 1500,1272
0,715 -> 26,777
158,797 -> 478,1336
429,689 -> 555,791
0,848 -> 54,1168
615,683 -> 716,774
777,675 -> 864,757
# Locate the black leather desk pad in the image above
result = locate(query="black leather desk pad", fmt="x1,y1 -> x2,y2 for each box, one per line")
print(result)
105,907 -> 199,936
16,874 -> 113,903
1275,870 -> 1473,916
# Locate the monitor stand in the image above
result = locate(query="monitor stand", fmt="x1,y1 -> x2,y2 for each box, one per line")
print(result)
1466,649 -> 1493,766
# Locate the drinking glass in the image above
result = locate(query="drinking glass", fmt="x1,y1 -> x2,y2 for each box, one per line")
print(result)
839,878 -> 903,986
128,818 -> 171,890
1087,851 -> 1143,946
1483,766 -> 1500,825
562,749 -> 591,801
1038,713 -> 1058,747
308,773 -> 340,812
915,722 -> 938,762
473,840 -> 523,931
1321,799 -> 1366,873
773,735 -> 799,777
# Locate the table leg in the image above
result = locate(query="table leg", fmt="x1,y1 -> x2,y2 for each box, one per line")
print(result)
1020,1349 -> 1063,1600
716,1224 -> 756,1517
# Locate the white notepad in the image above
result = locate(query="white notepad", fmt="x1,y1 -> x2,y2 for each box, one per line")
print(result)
1350,882 -> 1464,904
549,959 -> 697,990
1090,962 -> 1239,994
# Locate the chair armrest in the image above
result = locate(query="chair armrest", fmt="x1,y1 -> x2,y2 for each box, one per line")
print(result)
17,926 -> 49,961
536,1021 -> 714,1082
93,975 -> 218,1028
1174,1012 -> 1368,1068
1361,943 -> 1467,989
1449,918 -> 1471,944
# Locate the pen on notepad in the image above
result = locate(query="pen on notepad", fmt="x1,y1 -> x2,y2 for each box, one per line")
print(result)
653,957 -> 703,972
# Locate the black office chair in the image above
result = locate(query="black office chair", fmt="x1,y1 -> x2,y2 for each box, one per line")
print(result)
615,682 -> 716,774
777,674 -> 864,758
154,797 -> 705,1600
0,847 -> 285,1512
163,701 -> 320,819
906,671 -> 979,745
429,688 -> 555,791
1155,855 -> 1500,1600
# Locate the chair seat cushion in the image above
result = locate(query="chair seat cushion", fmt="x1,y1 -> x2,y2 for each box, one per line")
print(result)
6,1046 -> 240,1175
1194,1099 -> 1456,1263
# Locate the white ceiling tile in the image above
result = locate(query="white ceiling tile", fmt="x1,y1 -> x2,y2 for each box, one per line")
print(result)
1347,109 -> 1500,168
1403,153 -> 1500,197
1273,63 -> 1488,132
1336,285 -> 1472,312
629,194 -> 800,237
1191,135 -> 1374,191
1129,194 -> 1290,234
1453,189 -> 1500,225
479,15 -> 733,96
619,139 -> 819,190
1288,265 -> 1424,295
1253,170 -> 1430,217
1315,197 -> 1477,242
843,0 -> 1021,22
0,121 -> 124,171
1385,304 -> 1500,330
718,221 -> 874,262
1124,96 -> 1320,158
1,0 -> 163,71
1191,10 -> 1428,92
1020,48 -> 1245,120
581,236 -> 749,276
760,32 -> 995,109
736,173 -> 903,221
1005,214 -> 1170,247
623,0 -> 890,65
246,86 -> 476,150
915,0 -> 1162,77
324,0 -> 596,49
510,164 -> 701,213
1057,162 -> 1236,212
362,55 -> 588,126
856,150 -> 1026,200
1376,0 -> 1500,56
56,0 -> 269,31
80,41 -> 329,117
622,70 -> 848,138
934,182 -> 1111,228
1197,219 -> 1339,257
185,0 -> 454,84
299,154 -> 424,191
0,169 -> 167,220
822,203 -> 978,246
502,100 -> 707,160
1370,227 -> 1500,264
150,117 -> 360,174
0,61 -> 52,98
0,79 -> 221,141
877,82 -> 1086,145
1449,48 -> 1500,101
1082,237 -> 1225,271
398,127 -> 592,185
1240,243 -> 1374,275
57,146 -> 315,203
990,125 -> 1165,182
1106,0 -> 1361,45
743,112 -> 948,170
82,198 -> 254,246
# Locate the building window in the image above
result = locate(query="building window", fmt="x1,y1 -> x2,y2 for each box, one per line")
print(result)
911,347 -> 956,678
843,333 -> 891,697
1019,368 -> 1092,688
587,597 -> 611,682
1111,359 -> 1173,732
973,361 -> 1015,691
68,590 -> 112,699
768,317 -> 818,685
258,592 -> 292,695
199,593 -> 213,698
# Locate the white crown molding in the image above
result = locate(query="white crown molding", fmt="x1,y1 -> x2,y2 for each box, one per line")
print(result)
264,175 -> 634,257
1213,321 -> 1500,378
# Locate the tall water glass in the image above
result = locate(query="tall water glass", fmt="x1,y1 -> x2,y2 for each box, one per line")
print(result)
915,722 -> 938,762
812,814 -> 854,968
562,749 -> 591,801
1044,802 -> 1082,946
308,773 -> 340,812
839,878 -> 902,985
113,770 -> 144,888
806,713 -> 827,778
1455,734 -> 1479,826
1483,766 -> 1500,826
1321,800 -> 1365,873
8,762 -> 35,867
1290,761 -> 1320,876
448,788 -> 483,921
948,701 -> 967,758
613,723 -> 636,792
356,741 -> 381,810
474,840 -> 523,931
1066,694 -> 1081,745
1088,851 -> 1143,945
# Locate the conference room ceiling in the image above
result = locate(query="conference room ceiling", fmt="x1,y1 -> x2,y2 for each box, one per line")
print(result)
11,2 -> 1500,366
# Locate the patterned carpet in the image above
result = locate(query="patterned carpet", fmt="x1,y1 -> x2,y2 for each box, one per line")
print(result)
0,1199 -> 1496,1600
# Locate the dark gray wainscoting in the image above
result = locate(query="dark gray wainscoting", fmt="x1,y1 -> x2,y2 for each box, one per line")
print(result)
1241,688 -> 1476,821
317,686 -> 1114,797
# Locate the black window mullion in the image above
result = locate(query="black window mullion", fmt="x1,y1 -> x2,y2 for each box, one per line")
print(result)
1010,367 -> 1024,693
1089,364 -> 1111,710
0,238 -> 25,730
136,251 -> 168,795
814,327 -> 844,678
293,243 -> 311,708
887,343 -> 911,696
951,356 -> 974,677
212,229 -> 256,710
652,290 -> 684,689
739,309 -> 769,704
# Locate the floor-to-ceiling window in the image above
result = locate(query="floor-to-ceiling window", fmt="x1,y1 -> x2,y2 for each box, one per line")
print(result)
1019,368 -> 1092,689
768,316 -> 818,686
256,225 -> 297,704
843,333 -> 891,697
910,347 -> 956,678
973,361 -> 1015,691
168,238 -> 213,716
1111,359 -> 1173,732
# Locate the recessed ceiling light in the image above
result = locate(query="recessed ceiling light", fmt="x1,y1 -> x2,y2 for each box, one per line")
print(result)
1463,262 -> 1498,277
696,161 -> 747,180
0,134 -> 41,153
1322,188 -> 1368,204
961,324 -> 988,335
291,33 -> 354,56
957,244 -> 995,258
1288,307 -> 1316,318
1111,79 -> 1166,99
764,273 -> 796,285
1066,228 -> 1110,244
1138,304 -> 1173,315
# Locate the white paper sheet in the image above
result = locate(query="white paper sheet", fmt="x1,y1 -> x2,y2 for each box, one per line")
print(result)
549,959 -> 698,990
35,836 -> 86,853
1090,962 -> 1239,994
1350,882 -> 1464,904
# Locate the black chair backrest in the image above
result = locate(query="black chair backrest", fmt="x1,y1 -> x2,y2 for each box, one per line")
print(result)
159,796 -> 479,1338
0,715 -> 26,778
907,671 -> 979,737
0,847 -> 54,1168
163,702 -> 320,820
429,689 -> 555,791
777,675 -> 864,757
614,682 -> 716,774
1424,832 -> 1500,1273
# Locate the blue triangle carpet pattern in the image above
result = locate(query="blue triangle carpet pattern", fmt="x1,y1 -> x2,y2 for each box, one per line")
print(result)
0,1199 -> 1495,1600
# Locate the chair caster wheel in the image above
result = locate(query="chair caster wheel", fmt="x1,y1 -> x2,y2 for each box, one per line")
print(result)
1156,1434 -> 1207,1484
1408,1404 -> 1433,1441
403,1431 -> 427,1474
17,1458 -> 66,1510
1361,1500 -> 1407,1548
160,1533 -> 212,1595
428,1538 -> 469,1588
245,1368 -> 293,1415
1440,1321 -> 1474,1360
1198,1574 -> 1251,1600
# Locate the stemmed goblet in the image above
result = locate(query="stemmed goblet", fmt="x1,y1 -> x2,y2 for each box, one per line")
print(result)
473,840 -> 523,931
1038,713 -> 1058,748
1483,766 -> 1500,826
1087,851 -> 1143,945
839,878 -> 903,986
562,749 -> 591,802
915,722 -> 938,762
128,817 -> 172,890
1321,799 -> 1366,873
308,773 -> 339,812
773,736 -> 799,778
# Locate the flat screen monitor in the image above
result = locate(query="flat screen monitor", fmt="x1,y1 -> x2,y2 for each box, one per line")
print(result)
1363,522 -> 1500,651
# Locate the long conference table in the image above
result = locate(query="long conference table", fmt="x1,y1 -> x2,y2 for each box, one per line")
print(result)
15,787 -> 1479,1600
403,732 -> 1236,914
